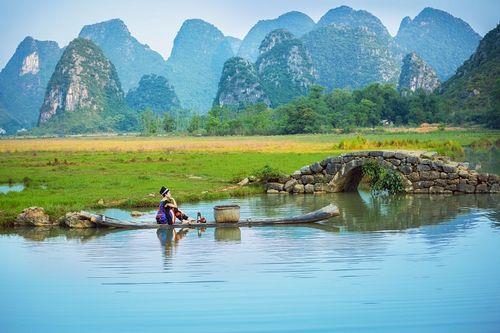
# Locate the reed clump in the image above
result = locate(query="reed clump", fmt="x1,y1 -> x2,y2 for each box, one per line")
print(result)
335,136 -> 464,159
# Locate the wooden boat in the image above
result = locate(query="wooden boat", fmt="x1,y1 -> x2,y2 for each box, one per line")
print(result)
89,203 -> 339,229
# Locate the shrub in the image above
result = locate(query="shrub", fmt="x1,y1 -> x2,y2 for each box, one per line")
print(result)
254,165 -> 286,182
362,161 -> 404,195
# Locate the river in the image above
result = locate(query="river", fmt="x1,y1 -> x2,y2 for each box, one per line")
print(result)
1,191 -> 499,332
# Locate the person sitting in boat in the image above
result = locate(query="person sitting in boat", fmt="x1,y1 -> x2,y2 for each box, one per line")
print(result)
156,186 -> 192,225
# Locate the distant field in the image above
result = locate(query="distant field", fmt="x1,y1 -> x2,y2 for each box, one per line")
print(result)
1,129 -> 498,153
0,129 -> 498,225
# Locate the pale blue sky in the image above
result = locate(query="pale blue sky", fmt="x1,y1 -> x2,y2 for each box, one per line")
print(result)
0,0 -> 499,68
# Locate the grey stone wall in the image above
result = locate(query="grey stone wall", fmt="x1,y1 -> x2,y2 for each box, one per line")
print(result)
266,151 -> 500,195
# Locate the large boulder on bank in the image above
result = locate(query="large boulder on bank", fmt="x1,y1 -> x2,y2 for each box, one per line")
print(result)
266,182 -> 284,191
15,207 -> 51,226
284,179 -> 298,192
59,211 -> 97,228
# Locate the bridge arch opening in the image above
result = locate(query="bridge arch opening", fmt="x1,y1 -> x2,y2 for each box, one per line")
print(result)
330,158 -> 407,193
332,166 -> 365,192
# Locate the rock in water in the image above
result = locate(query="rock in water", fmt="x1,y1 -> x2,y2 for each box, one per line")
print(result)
79,19 -> 166,92
125,74 -> 180,114
398,52 -> 440,93
214,57 -> 270,107
59,211 -> 97,228
256,29 -> 318,106
0,37 -> 62,132
15,207 -> 51,226
130,211 -> 144,217
238,11 -> 315,62
394,7 -> 481,79
38,38 -> 129,133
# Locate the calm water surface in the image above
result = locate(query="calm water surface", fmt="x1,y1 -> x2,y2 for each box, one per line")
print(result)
0,183 -> 24,194
1,191 -> 499,333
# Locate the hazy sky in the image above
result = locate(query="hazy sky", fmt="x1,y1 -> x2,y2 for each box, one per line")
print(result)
1,0 -> 499,68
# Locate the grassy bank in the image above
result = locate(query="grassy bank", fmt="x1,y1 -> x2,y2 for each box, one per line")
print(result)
0,151 -> 328,224
1,130 -> 498,225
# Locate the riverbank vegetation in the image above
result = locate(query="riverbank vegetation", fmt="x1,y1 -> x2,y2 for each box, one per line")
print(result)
0,130 -> 499,225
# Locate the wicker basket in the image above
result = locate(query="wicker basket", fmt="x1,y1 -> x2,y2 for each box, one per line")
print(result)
213,205 -> 240,223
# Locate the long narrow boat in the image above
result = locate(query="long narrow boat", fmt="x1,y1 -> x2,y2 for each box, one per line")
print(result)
90,204 -> 339,229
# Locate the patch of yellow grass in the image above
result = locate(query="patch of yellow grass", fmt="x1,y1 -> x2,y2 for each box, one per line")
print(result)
384,123 -> 466,133
0,130 -> 497,154
0,136 -> 337,153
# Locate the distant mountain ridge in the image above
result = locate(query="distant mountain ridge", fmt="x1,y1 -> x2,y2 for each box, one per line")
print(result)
398,52 -> 440,93
165,19 -> 235,111
395,7 -> 481,79
125,74 -> 180,114
79,18 -> 166,92
301,6 -> 400,90
441,24 -> 500,127
225,36 -> 242,54
0,96 -> 20,134
214,57 -> 270,107
215,29 -> 318,107
0,37 -> 62,131
316,5 -> 391,39
38,38 -> 132,133
256,29 -> 318,106
237,11 -> 315,62
0,6 -> 490,133
303,25 -> 399,90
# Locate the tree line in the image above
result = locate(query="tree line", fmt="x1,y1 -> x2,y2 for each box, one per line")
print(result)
184,84 -> 446,136
139,83 -> 498,135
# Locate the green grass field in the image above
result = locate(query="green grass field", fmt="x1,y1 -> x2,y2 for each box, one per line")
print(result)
1,130 -> 499,225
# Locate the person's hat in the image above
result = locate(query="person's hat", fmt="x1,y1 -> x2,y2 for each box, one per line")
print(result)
159,186 -> 170,195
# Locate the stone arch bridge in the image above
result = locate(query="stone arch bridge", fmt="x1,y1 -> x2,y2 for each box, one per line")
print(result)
266,151 -> 500,195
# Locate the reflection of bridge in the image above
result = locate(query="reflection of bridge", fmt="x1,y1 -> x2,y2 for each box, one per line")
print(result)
266,151 -> 500,194
320,191 -> 499,232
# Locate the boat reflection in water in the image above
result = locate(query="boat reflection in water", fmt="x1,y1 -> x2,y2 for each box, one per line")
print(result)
156,228 -> 190,258
155,226 -> 240,260
214,227 -> 241,242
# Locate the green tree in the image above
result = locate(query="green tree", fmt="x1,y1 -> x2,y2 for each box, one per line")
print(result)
162,112 -> 175,132
140,108 -> 160,135
187,115 -> 203,133
308,85 -> 325,99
